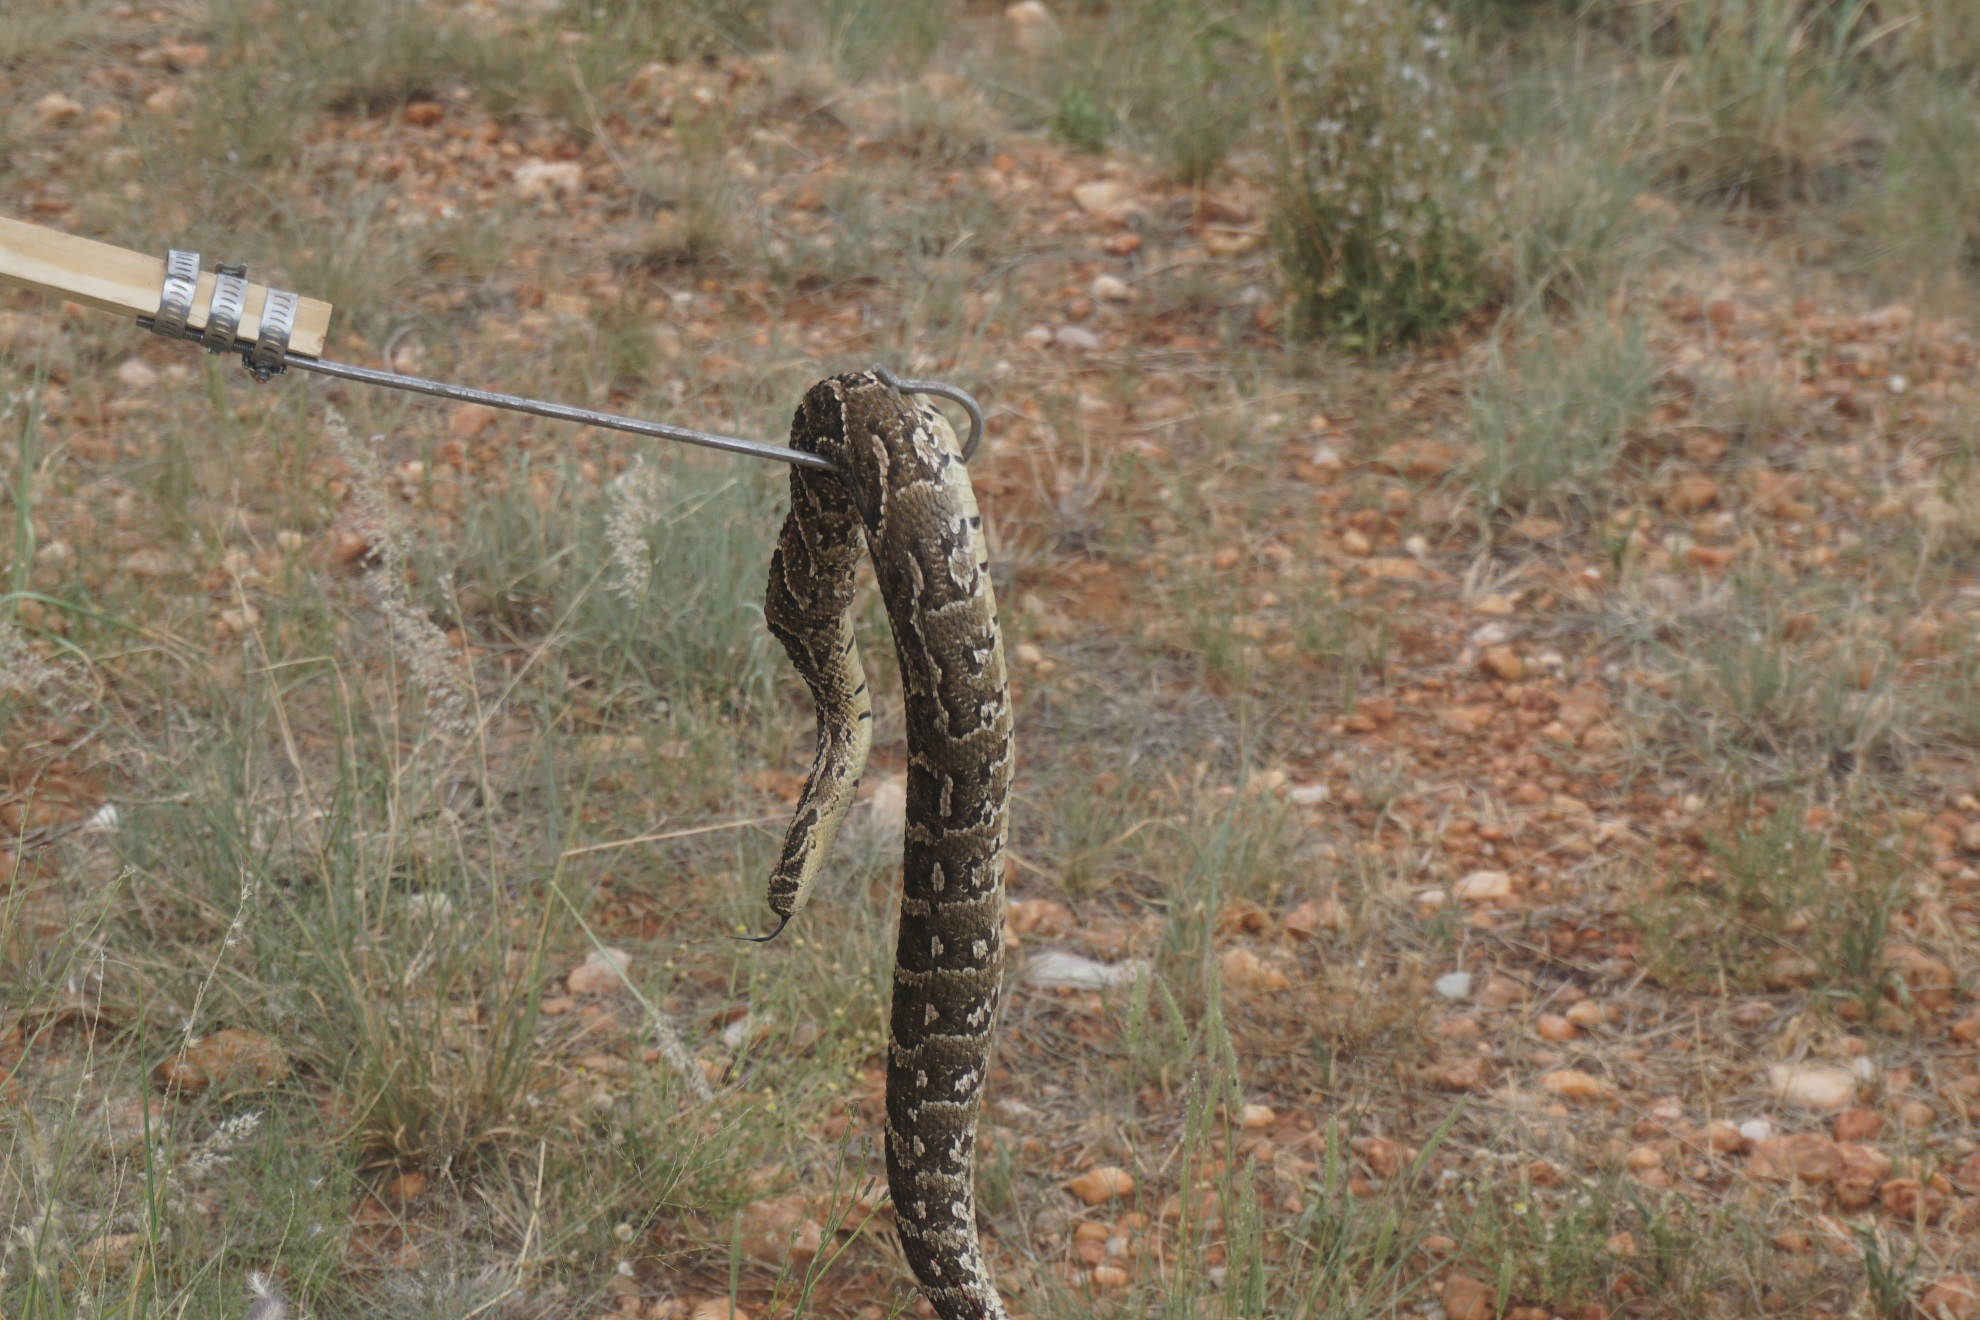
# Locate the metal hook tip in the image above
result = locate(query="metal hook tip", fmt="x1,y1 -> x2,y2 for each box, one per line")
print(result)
871,364 -> 987,464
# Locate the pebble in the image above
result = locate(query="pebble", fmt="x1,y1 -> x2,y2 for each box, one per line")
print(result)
35,92 -> 83,127
1021,325 -> 1054,347
1220,946 -> 1290,995
1919,1275 -> 1979,1320
1473,973 -> 1530,1007
1534,1013 -> 1577,1042
1750,1133 -> 1841,1183
513,159 -> 585,201
1766,1063 -> 1858,1112
567,946 -> 633,995
1054,325 -> 1102,351
1090,274 -> 1131,302
152,1027 -> 284,1094
1833,1107 -> 1884,1142
1453,870 -> 1513,904
80,1233 -> 144,1272
1664,474 -> 1720,514
1472,593 -> 1514,616
1066,1165 -> 1134,1205
1510,516 -> 1565,540
1071,181 -> 1122,215
121,548 -> 190,579
1028,950 -> 1146,989
1538,1068 -> 1610,1102
1481,646 -> 1523,681
1433,971 -> 1474,1000
1239,1103 -> 1276,1129
1440,1274 -> 1496,1320
1306,445 -> 1345,481
449,402 -> 496,439
115,358 -> 159,389
1006,897 -> 1076,937
1739,1117 -> 1774,1144
865,774 -> 907,832
1362,557 -> 1423,580
1005,0 -> 1059,54
1564,1000 -> 1606,1028
1728,999 -> 1775,1027
1281,897 -> 1342,938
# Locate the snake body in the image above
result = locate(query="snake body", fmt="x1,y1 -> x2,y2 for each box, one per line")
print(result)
763,372 -> 1013,1320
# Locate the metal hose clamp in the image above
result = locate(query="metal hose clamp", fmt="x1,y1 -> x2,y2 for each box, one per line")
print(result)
151,249 -> 200,340
202,262 -> 249,354
872,364 -> 986,462
249,288 -> 298,381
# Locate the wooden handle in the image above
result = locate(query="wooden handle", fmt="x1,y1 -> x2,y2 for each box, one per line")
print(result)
0,214 -> 333,358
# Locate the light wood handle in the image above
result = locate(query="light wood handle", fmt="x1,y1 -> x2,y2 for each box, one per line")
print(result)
0,214 -> 333,358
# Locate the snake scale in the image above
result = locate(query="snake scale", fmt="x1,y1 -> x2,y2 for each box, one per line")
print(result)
760,371 -> 1014,1320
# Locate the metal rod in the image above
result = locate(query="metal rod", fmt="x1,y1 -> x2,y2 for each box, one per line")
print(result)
871,364 -> 986,462
289,354 -> 841,473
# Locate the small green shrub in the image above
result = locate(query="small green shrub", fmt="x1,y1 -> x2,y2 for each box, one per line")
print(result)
1866,77 -> 1980,296
1052,83 -> 1112,152
1629,0 -> 1874,205
1632,799 -> 1904,1003
1270,0 -> 1489,351
1466,315 -> 1656,514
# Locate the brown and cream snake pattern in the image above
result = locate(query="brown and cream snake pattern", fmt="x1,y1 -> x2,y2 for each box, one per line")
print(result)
760,371 -> 1013,1320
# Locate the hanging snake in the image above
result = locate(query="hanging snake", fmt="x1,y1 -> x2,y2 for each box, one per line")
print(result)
759,371 -> 1013,1320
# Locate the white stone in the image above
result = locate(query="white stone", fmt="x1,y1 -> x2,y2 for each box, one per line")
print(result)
1287,783 -> 1329,806
1738,1117 -> 1774,1144
1090,274 -> 1131,302
1020,325 -> 1054,348
722,1012 -> 770,1049
512,159 -> 584,201
566,945 -> 633,994
1004,0 -> 1058,54
115,358 -> 159,389
1054,325 -> 1102,351
1453,870 -> 1514,904
1028,950 -> 1148,989
1766,1063 -> 1858,1112
863,773 -> 907,834
1434,971 -> 1474,1000
1470,622 -> 1511,647
1072,181 -> 1121,215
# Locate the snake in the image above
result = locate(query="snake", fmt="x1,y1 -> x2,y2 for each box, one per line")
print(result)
759,371 -> 1014,1320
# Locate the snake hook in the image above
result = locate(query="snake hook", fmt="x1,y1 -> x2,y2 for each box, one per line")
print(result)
871,364 -> 987,463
